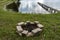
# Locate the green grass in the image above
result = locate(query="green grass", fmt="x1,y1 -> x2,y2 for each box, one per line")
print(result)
0,0 -> 60,40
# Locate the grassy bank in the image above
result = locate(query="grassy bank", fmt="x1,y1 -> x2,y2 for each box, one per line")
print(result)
0,0 -> 60,40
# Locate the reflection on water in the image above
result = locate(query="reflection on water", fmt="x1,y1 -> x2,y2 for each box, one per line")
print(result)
18,0 -> 60,13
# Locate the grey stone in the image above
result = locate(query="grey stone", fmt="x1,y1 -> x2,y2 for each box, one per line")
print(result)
37,24 -> 44,28
22,30 -> 28,35
18,22 -> 24,25
27,32 -> 33,37
32,28 -> 42,34
16,26 -> 23,32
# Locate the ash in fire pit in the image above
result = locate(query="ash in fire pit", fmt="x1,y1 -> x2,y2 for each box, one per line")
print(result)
16,21 -> 44,37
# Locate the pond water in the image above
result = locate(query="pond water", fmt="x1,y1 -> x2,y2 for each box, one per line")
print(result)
18,0 -> 60,13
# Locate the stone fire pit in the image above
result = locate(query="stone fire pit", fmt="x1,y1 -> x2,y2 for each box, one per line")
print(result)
16,21 -> 44,37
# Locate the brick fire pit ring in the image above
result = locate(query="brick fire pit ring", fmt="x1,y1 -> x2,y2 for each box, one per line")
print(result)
16,21 -> 44,37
